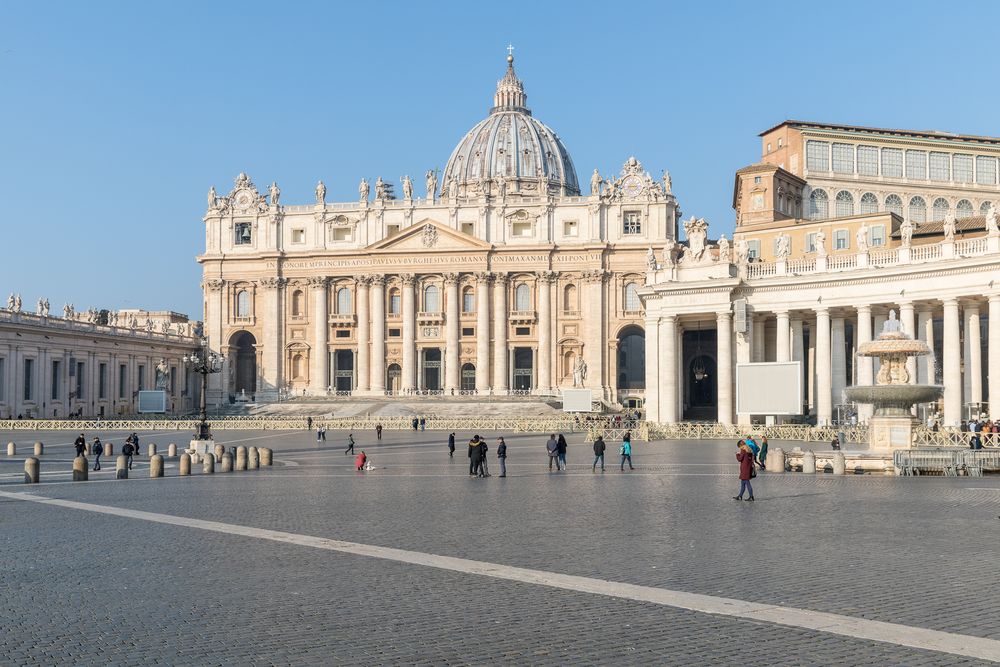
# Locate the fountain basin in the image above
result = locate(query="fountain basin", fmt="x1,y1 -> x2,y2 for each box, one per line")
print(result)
844,384 -> 943,417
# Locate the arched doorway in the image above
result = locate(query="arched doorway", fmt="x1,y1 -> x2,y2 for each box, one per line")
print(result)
334,350 -> 354,392
422,348 -> 442,391
513,347 -> 533,391
230,331 -> 257,398
460,363 -> 476,391
616,325 -> 645,389
386,363 -> 401,393
685,354 -> 717,420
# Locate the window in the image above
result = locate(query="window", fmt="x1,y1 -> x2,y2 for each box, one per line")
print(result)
806,141 -> 829,171
622,211 -> 641,235
766,143 -> 771,153
857,145 -> 878,176
908,196 -> 927,223
778,138 -> 783,148
388,328 -> 401,337
336,287 -> 351,314
754,175 -> 762,184
138,365 -> 145,391
423,285 -> 439,312
746,240 -> 760,259
809,189 -> 829,219
623,282 -> 640,312
905,150 -> 927,179
563,220 -> 578,237
514,284 -> 530,311
563,284 -> 577,312
512,220 -> 533,237
929,152 -> 950,181
75,362 -> 85,399
331,227 -> 351,242
462,327 -> 475,337
23,358 -> 34,401
805,233 -> 817,253
954,154 -> 973,183
885,194 -> 903,217
98,363 -> 107,399
461,222 -> 475,236
931,198 -> 950,222
291,290 -> 304,317
170,367 -> 177,394
881,148 -> 903,177
51,361 -> 60,400
981,201 -> 993,214
291,229 -> 305,243
869,225 -> 886,247
291,354 -> 303,379
976,156 -> 997,185
515,326 -> 530,336
956,199 -> 974,219
386,224 -> 400,236
832,143 -> 854,173
234,222 -> 252,245
834,229 -> 849,250
335,330 -> 351,338
860,192 -> 878,214
835,190 -> 853,217
388,289 -> 401,315
236,290 -> 250,318
118,364 -> 127,399
462,287 -> 474,313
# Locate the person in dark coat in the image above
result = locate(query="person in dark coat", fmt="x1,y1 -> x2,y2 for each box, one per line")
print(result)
448,432 -> 456,457
122,441 -> 135,470
496,437 -> 507,477
91,437 -> 104,471
592,436 -> 606,472
546,434 -> 560,471
468,436 -> 483,477
479,439 -> 490,477
412,417 -> 419,431
734,441 -> 755,501
74,433 -> 86,457
556,434 -> 568,469
344,433 -> 355,455
375,423 -> 383,440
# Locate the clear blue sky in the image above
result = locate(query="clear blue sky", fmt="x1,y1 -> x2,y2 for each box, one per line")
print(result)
2,1 -> 997,319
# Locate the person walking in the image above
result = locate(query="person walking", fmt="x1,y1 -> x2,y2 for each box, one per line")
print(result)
375,423 -> 383,440
556,434 -> 568,469
122,440 -> 135,470
316,426 -> 323,442
496,437 -> 507,478
448,432 -> 456,458
344,433 -> 355,455
92,437 -> 104,471
321,426 -> 327,441
592,435 -> 606,472
74,433 -> 86,457
619,437 -> 634,471
419,417 -> 426,431
758,436 -> 769,470
468,435 -> 484,477
412,417 -> 419,431
734,441 -> 756,501
546,434 -> 560,471
307,416 -> 313,430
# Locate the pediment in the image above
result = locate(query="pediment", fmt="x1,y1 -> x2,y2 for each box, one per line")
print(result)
367,219 -> 491,252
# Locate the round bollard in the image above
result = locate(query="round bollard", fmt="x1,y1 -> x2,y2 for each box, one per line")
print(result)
105,442 -> 113,457
33,441 -> 43,456
832,451 -> 846,475
766,447 -> 784,473
84,442 -> 91,455
191,452 -> 202,465
7,442 -> 15,456
260,447 -> 272,466
235,446 -> 247,471
248,446 -> 259,470
115,455 -> 128,479
72,456 -> 88,481
203,453 -> 215,474
167,443 -> 177,457
220,452 -> 233,473
147,443 -> 157,458
150,454 -> 164,478
802,450 -> 817,474
214,443 -> 225,461
179,453 -> 191,476
24,457 -> 39,484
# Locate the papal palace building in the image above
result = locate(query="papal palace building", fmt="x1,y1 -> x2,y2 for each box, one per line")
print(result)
200,55 -> 1000,427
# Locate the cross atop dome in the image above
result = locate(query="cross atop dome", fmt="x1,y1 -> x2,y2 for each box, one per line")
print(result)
492,48 -> 528,115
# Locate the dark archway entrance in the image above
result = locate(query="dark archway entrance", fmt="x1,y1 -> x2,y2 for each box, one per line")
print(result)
513,347 -> 533,391
422,348 -> 442,391
682,328 -> 717,421
616,325 -> 645,389
386,363 -> 401,393
230,331 -> 257,398
461,363 -> 476,391
334,350 -> 354,392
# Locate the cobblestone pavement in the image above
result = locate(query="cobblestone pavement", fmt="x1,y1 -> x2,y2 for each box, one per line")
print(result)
1,427 -> 999,665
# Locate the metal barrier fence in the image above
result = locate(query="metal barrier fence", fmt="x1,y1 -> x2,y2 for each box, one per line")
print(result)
894,449 -> 1000,476
643,423 -> 871,444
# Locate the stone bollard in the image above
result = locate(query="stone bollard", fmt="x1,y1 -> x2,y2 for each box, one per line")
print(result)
33,441 -> 43,456
105,443 -> 113,456
220,452 -> 233,473
150,454 -> 164,478
235,446 -> 247,471
167,443 -> 177,458
832,451 -> 846,475
116,455 -> 128,479
73,456 -> 89,481
203,453 -> 215,474
179,453 -> 191,476
85,442 -> 91,455
147,443 -> 157,458
260,447 -> 272,466
248,446 -> 259,470
802,450 -> 817,474
7,442 -> 15,456
24,457 -> 39,484
765,447 -> 784,473
214,443 -> 225,461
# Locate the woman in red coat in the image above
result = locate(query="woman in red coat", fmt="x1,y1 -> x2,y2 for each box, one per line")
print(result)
355,451 -> 367,471
733,441 -> 755,502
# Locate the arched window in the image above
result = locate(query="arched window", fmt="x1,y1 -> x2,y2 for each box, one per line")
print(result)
461,286 -> 474,313
908,196 -> 927,223
931,198 -> 950,222
885,194 -> 903,217
423,284 -> 439,312
388,288 -> 400,316
336,287 -> 351,314
981,200 -> 993,215
236,290 -> 250,318
956,199 -> 974,219
835,190 -> 854,217
623,282 -> 640,312
563,284 -> 577,312
291,290 -> 304,317
860,192 -> 878,215
809,189 -> 829,219
291,353 -> 303,379
514,283 -> 530,311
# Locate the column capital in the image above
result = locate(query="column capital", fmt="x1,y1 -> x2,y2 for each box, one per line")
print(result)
963,301 -> 981,313
537,270 -> 558,283
474,271 -> 493,284
856,303 -> 872,314
306,276 -> 329,289
202,279 -> 225,292
582,269 -> 609,284
661,313 -> 677,324
493,272 -> 509,286
814,306 -> 830,317
443,272 -> 460,285
942,297 -> 959,308
356,275 -> 373,288
369,274 -> 386,287
258,277 -> 287,290
989,293 -> 1000,304
399,273 -> 416,286
715,310 -> 731,322
774,307 -> 790,316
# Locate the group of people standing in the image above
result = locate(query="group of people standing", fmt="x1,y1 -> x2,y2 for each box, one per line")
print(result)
72,431 -> 140,471
467,435 -> 507,478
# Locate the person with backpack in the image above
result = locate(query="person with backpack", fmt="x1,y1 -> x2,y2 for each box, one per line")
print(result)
448,432 -> 456,458
758,436 -> 769,469
496,437 -> 507,477
546,434 -> 560,471
745,435 -> 760,462
619,437 -> 634,471
592,435 -> 606,472
734,440 -> 756,501
556,434 -> 568,469
73,433 -> 86,457
344,433 -> 355,455
122,440 -> 135,470
91,437 -> 104,471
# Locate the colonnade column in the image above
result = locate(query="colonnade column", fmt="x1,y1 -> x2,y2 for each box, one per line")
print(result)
356,276 -> 371,393
775,309 -> 790,363
752,313 -> 765,362
475,273 -> 491,393
917,307 -> 935,385
309,277 -> 329,394
899,301 -> 916,384
537,271 -> 554,393
716,310 -> 733,425
989,294 -> 1000,421
856,304 -> 873,421
492,273 -> 508,392
444,274 -> 460,392
831,316 -> 846,409
369,276 -> 386,392
966,303 -> 982,406
644,317 -> 660,422
583,270 -> 606,394
815,307 -> 831,426
943,298 -> 962,426
401,274 -> 416,392
660,315 -> 677,423
260,277 -> 284,398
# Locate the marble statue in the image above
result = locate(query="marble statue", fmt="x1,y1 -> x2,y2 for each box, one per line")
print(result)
662,170 -> 672,194
572,357 -> 587,387
646,246 -> 658,270
663,240 -> 678,267
604,178 -> 616,201
207,186 -> 217,209
315,180 -> 326,205
161,320 -> 170,333
590,169 -> 601,195
145,317 -> 154,332
269,181 -> 280,206
856,223 -> 869,253
129,315 -> 137,330
683,217 -> 709,261
942,211 -> 956,241
425,170 -> 437,200
155,358 -> 169,389
63,303 -> 72,319
494,175 -> 506,199
401,175 -> 413,200
814,229 -> 826,256
900,217 -> 914,247
883,309 -> 902,333
717,234 -> 731,262
13,294 -> 21,312
736,238 -> 749,264
988,203 -> 1000,236
375,176 -> 386,200
775,233 -> 791,259
36,298 -> 44,315
109,311 -> 118,326
6,294 -> 13,310
359,178 -> 370,202
447,176 -> 458,199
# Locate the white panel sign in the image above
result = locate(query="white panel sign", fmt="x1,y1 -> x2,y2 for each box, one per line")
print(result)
138,390 -> 167,414
735,362 -> 802,415
561,389 -> 594,412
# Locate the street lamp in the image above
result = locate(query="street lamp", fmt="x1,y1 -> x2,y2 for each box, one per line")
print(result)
184,337 -> 223,441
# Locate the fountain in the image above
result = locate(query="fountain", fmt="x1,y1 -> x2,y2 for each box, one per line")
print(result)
844,310 -> 943,451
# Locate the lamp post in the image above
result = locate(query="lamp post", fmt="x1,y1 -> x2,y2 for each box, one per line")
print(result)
184,337 -> 222,441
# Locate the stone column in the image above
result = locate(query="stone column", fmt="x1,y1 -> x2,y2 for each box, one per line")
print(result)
309,277 -> 329,394
583,270 -> 606,395
775,309 -> 790,363
356,276 -> 371,393
716,310 -> 733,425
966,303 -> 982,406
989,294 -> 1000,421
831,316 -> 846,409
791,316 -> 804,407
815,307 -> 832,425
917,307 -> 934,385
752,313 -> 765,362
475,273 -> 492,393
259,277 -> 285,398
943,298 -> 962,426
856,304 -> 873,421
369,276 -> 386,392
492,273 -> 509,392
401,274 -> 416,392
537,271 -> 555,393
899,301 -> 916,385
660,315 -> 678,423
203,279 -> 226,403
644,317 -> 660,422
444,273 -> 460,392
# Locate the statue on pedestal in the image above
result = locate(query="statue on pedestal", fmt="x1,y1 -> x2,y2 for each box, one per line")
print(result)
736,238 -> 749,265
717,234 -> 731,262
814,229 -> 826,256
155,359 -> 169,389
775,233 -> 791,259
401,175 -> 413,200
662,170 -> 672,195
494,175 -> 507,200
942,211 -> 956,242
646,246 -> 658,271
987,203 -> 1000,236
590,169 -> 601,196
572,357 -> 587,387
857,223 -> 869,253
315,180 -> 326,205
6,294 -> 14,310
269,181 -> 280,206
425,170 -> 437,200
13,294 -> 21,313
207,186 -> 217,210
900,217 -> 914,247
359,178 -> 370,202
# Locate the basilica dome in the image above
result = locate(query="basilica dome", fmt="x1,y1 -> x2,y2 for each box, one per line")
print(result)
441,55 -> 580,197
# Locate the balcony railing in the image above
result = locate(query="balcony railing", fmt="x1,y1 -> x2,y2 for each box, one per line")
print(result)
328,313 -> 356,327
509,310 -> 536,324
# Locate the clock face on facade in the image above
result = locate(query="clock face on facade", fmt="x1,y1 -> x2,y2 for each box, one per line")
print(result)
622,175 -> 643,198
234,189 -> 254,210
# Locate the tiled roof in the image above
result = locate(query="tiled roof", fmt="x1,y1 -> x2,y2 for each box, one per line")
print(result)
760,120 -> 1000,146
889,215 -> 985,238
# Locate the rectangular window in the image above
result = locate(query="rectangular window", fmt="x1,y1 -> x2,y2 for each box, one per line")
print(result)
512,221 -> 532,237
75,362 -> 85,399
753,176 -> 762,184
563,220 -> 578,237
832,143 -> 854,173
746,240 -> 760,259
462,291 -> 474,313
834,229 -> 849,250
976,156 -> 997,185
869,225 -> 886,247
23,358 -> 34,401
118,364 -> 127,399
291,229 -> 305,243
138,365 -> 145,391
386,224 -> 400,236
515,327 -> 530,336
331,227 -> 351,242
806,141 -> 829,171
805,233 -> 817,253
51,360 -> 60,400
929,152 -> 950,181
234,222 -> 252,245
953,154 -> 973,183
335,330 -> 351,338
388,328 -> 401,338
622,212 -> 641,235
461,222 -> 475,236
857,145 -> 878,176
905,150 -> 927,179
461,327 -> 474,337
389,292 -> 401,315
881,148 -> 903,178
98,363 -> 107,399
